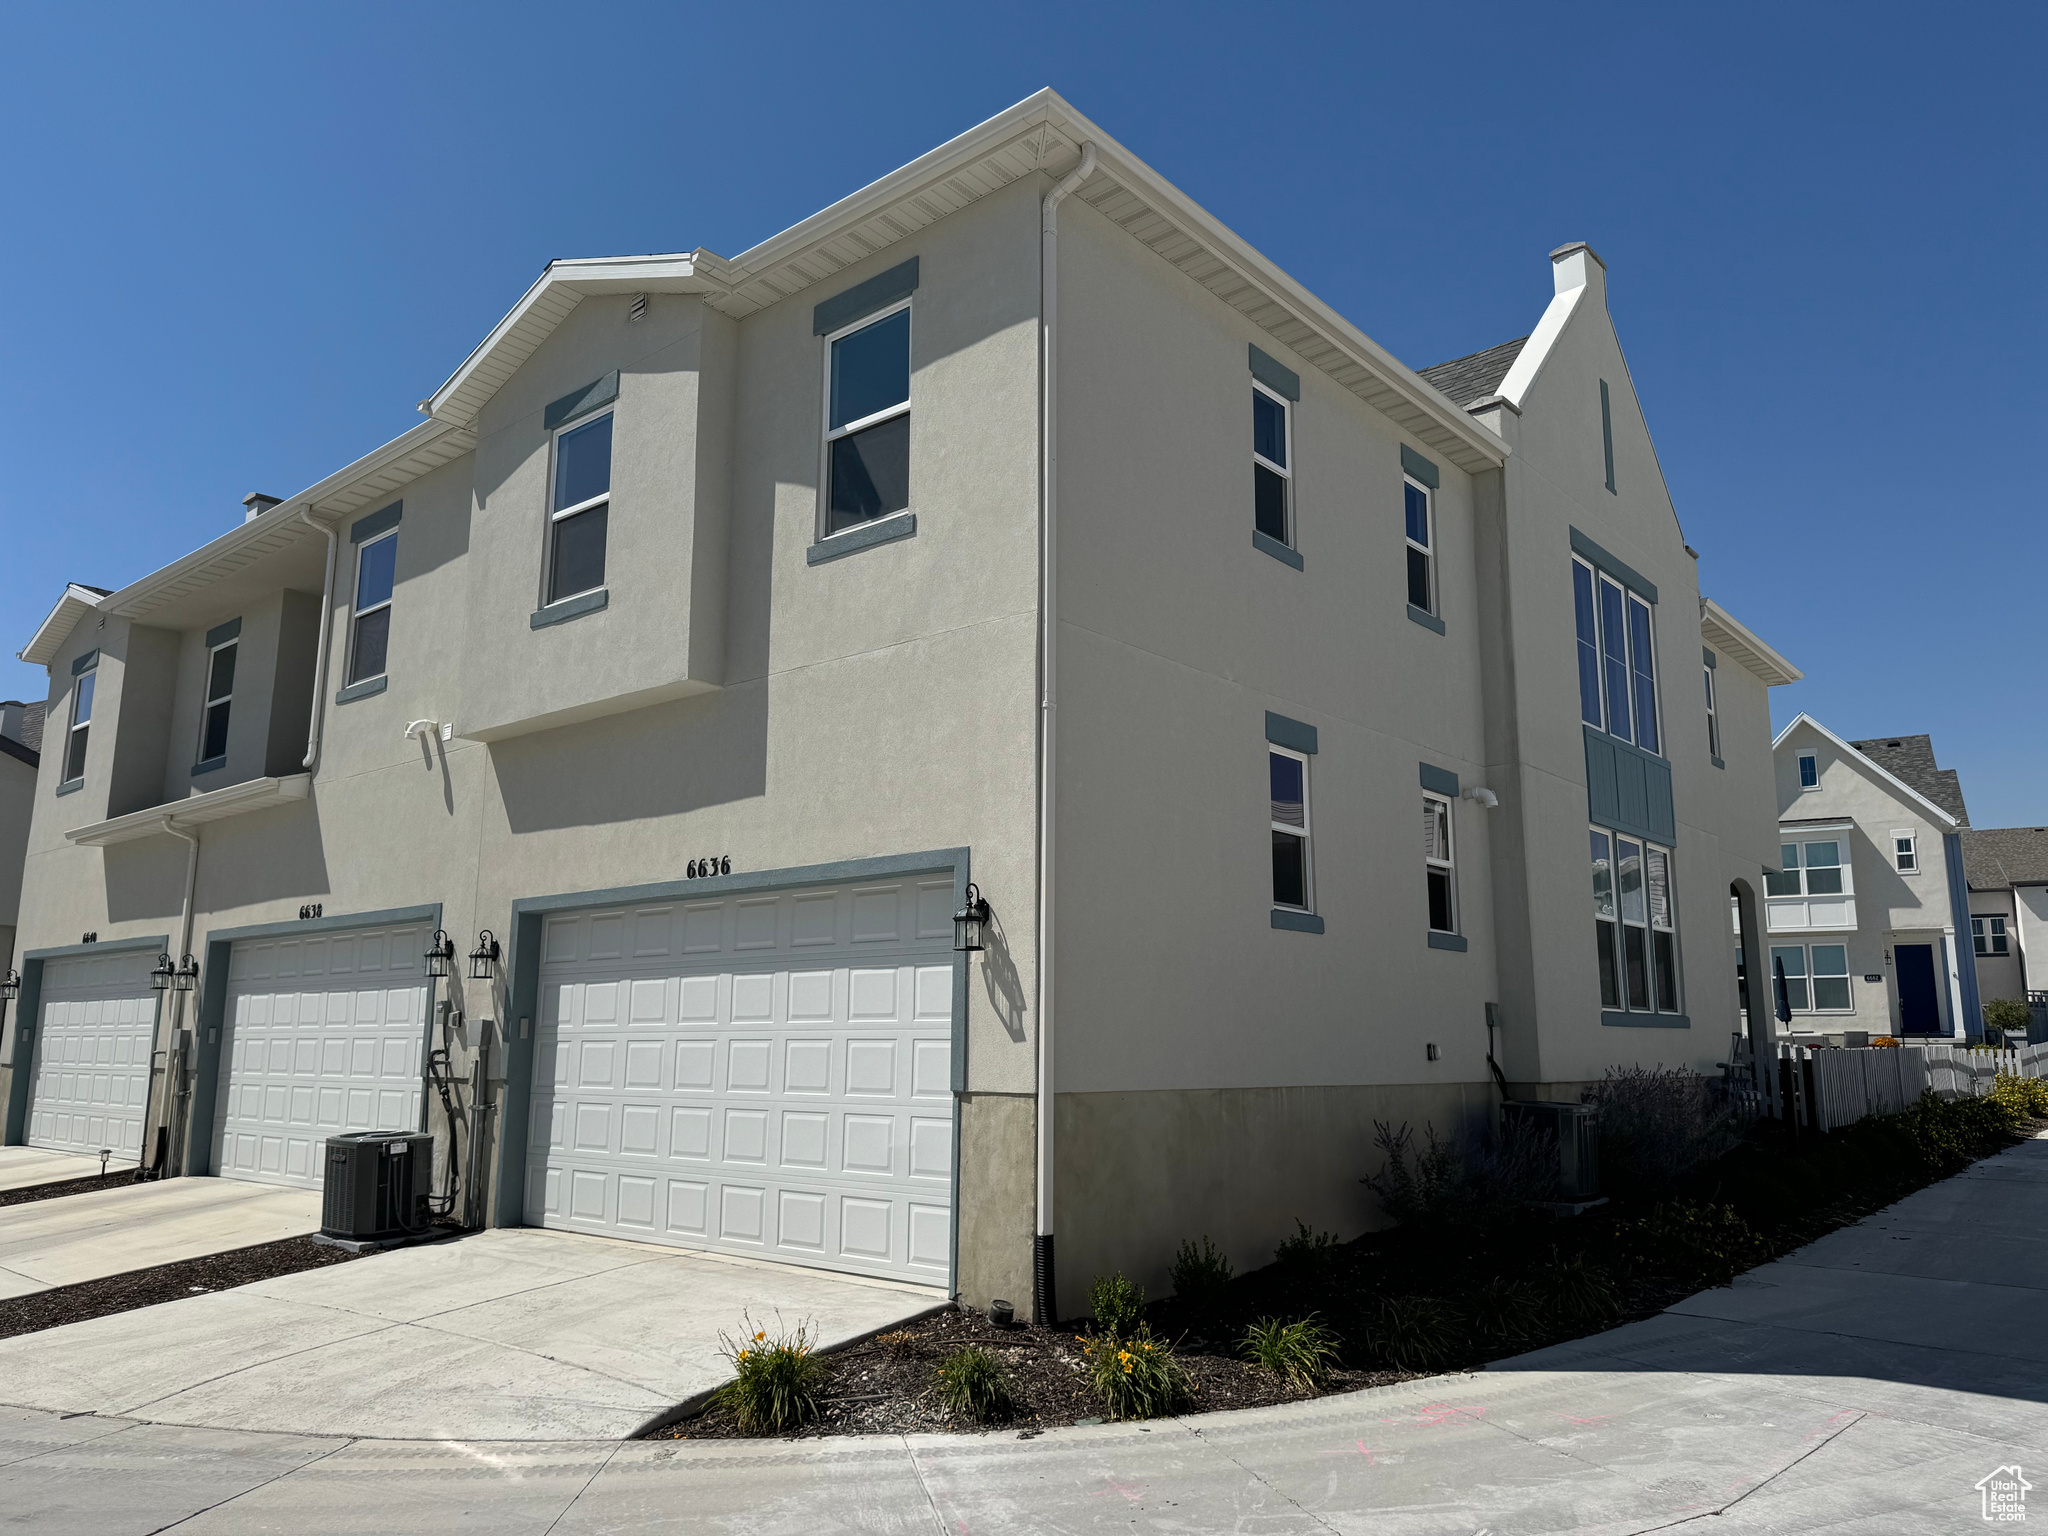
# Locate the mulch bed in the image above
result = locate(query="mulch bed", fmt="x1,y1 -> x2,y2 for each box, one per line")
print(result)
0,1236 -> 365,1342
0,1173 -> 141,1209
658,1109 -> 2045,1442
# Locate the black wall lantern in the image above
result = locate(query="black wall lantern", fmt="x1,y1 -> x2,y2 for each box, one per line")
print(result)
173,954 -> 200,993
469,930 -> 501,981
0,969 -> 19,1002
953,885 -> 993,953
424,930 -> 455,979
151,953 -> 175,992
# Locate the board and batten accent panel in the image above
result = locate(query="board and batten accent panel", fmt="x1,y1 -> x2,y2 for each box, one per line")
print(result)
525,875 -> 956,1286
213,923 -> 428,1188
27,951 -> 157,1160
1585,725 -> 1675,844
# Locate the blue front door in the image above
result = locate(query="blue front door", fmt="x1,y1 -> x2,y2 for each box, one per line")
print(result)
1896,944 -> 1942,1036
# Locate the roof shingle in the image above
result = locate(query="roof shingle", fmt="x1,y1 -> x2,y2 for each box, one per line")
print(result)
1850,734 -> 1969,826
1418,338 -> 1528,408
1962,826 -> 2048,891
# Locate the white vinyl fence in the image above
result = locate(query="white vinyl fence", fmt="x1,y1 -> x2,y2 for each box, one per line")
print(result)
1755,1040 -> 2048,1133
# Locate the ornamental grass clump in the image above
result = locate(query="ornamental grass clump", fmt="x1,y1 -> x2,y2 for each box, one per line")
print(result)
1089,1272 -> 1147,1335
1081,1327 -> 1190,1420
1466,1276 -> 1543,1345
1241,1314 -> 1341,1391
934,1346 -> 1014,1424
1170,1236 -> 1234,1302
712,1317 -> 826,1434
1532,1252 -> 1622,1327
1365,1296 -> 1460,1372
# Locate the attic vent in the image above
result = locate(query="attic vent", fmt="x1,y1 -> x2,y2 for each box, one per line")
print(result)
628,293 -> 648,323
1886,740 -> 1901,747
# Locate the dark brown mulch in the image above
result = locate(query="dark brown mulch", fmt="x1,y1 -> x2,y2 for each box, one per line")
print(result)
0,1236 -> 366,1342
653,1306 -> 1414,1440
0,1173 -> 140,1208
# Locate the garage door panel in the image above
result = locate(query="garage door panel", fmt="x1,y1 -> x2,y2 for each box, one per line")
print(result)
28,953 -> 156,1160
528,877 -> 955,1284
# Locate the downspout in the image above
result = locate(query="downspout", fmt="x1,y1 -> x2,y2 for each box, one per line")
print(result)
1034,140 -> 1095,1329
301,507 -> 339,774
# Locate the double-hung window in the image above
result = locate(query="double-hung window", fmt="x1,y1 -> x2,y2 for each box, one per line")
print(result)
1974,916 -> 2010,957
1797,750 -> 1819,790
1571,557 -> 1659,752
348,530 -> 397,685
824,304 -> 911,535
1252,383 -> 1292,547
1892,831 -> 1919,873
1703,662 -> 1721,759
548,410 -> 612,605
1423,794 -> 1455,932
1405,478 -> 1435,613
63,660 -> 95,784
1771,943 -> 1851,1013
1270,748 -> 1311,911
1591,827 -> 1681,1016
199,637 -> 236,763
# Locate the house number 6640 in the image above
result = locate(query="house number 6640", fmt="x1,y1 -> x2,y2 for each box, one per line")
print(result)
686,857 -> 731,879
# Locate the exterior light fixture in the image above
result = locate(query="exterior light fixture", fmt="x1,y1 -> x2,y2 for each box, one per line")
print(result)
151,953 -> 175,992
0,969 -> 18,1002
173,954 -> 200,993
469,930 -> 501,981
424,930 -> 455,979
953,885 -> 993,954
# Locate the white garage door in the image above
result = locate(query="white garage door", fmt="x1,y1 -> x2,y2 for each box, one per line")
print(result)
27,950 -> 157,1160
527,874 -> 957,1286
212,922 -> 429,1189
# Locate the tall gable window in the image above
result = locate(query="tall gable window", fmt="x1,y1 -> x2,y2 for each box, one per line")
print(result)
548,411 -> 612,605
349,529 -> 397,685
1252,383 -> 1291,547
199,635 -> 237,764
1703,659 -> 1721,760
62,654 -> 96,784
825,304 -> 911,535
1572,555 -> 1659,752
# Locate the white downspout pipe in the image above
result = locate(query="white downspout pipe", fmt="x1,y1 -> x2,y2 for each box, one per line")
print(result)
301,507 -> 339,773
1034,141 -> 1095,1327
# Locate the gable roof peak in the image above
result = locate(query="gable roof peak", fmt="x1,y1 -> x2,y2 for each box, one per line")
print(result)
1551,241 -> 1607,304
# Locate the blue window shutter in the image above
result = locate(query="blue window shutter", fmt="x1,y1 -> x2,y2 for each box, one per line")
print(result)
1419,762 -> 1459,797
1265,712 -> 1318,755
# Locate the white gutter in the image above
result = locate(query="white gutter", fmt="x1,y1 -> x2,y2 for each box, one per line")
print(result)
301,508 -> 340,773
1033,141 -> 1095,1327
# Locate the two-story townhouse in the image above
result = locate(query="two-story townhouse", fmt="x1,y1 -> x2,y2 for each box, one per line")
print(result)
6,91 -> 1796,1321
0,698 -> 46,978
1960,826 -> 2048,1021
1767,720 -> 1981,1039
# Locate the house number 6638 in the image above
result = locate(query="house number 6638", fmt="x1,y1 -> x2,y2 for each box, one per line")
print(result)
686,857 -> 731,879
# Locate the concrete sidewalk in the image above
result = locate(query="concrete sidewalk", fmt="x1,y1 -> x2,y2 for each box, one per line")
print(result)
0,1136 -> 2042,1531
0,1146 -> 137,1192
0,1178 -> 320,1300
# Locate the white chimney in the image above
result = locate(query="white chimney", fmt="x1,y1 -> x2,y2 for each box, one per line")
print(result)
1550,242 -> 1607,307
242,492 -> 284,523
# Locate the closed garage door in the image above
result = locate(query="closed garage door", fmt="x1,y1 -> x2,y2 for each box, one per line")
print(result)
527,874 -> 957,1286
28,950 -> 157,1160
212,922 -> 429,1189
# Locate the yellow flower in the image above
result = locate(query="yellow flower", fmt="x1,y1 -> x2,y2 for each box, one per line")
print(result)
754,1330 -> 767,1342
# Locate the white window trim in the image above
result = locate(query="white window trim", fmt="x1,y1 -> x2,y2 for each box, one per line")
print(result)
1773,837 -> 1856,901
1424,792 -> 1456,932
1404,474 -> 1435,615
348,528 -> 396,686
1797,749 -> 1820,791
819,299 -> 913,541
63,665 -> 94,783
1252,378 -> 1294,548
1770,942 -> 1855,1014
1596,824 -> 1683,1015
199,638 -> 236,762
1891,829 -> 1919,874
1270,744 -> 1313,913
544,408 -> 614,605
1580,564 -> 1662,754
1974,915 -> 2010,957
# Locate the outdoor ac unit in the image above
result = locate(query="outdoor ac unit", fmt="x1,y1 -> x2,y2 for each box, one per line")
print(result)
322,1131 -> 432,1241
1501,1100 -> 1601,1202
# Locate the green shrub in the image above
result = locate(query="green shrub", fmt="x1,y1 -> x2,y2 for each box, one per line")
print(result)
1089,1272 -> 1146,1335
1362,1117 -> 1558,1227
1241,1314 -> 1341,1390
1170,1235 -> 1234,1301
1274,1218 -> 1339,1271
1465,1276 -> 1542,1344
1081,1326 -> 1190,1420
1365,1296 -> 1459,1372
1992,1072 -> 2048,1119
1533,1253 -> 1621,1326
1624,1201 -> 1772,1286
1585,1064 -> 1745,1201
713,1318 -> 826,1433
934,1346 -> 1014,1423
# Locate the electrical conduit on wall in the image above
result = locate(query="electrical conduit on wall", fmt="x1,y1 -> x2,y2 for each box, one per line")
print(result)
1034,140 -> 1095,1327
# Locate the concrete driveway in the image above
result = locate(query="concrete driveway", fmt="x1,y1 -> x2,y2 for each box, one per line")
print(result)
0,1178 -> 321,1300
0,1146 -> 137,1192
0,1227 -> 946,1441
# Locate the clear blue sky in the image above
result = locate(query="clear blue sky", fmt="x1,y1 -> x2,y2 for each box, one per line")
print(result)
3,4 -> 2041,823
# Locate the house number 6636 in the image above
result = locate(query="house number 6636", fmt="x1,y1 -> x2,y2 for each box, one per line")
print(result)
686,857 -> 731,879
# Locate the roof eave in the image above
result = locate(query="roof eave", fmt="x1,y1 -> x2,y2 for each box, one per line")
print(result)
1701,598 -> 1803,686
18,584 -> 105,667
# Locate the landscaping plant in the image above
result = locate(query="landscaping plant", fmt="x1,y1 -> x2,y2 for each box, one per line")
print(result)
1992,1072 -> 2048,1119
1983,998 -> 2035,1043
1089,1271 -> 1147,1335
1081,1326 -> 1190,1419
1584,1064 -> 1744,1201
1274,1218 -> 1339,1271
1365,1296 -> 1459,1371
934,1345 -> 1014,1423
1623,1201 -> 1772,1287
1170,1236 -> 1234,1301
1465,1276 -> 1542,1345
713,1318 -> 826,1433
1532,1253 -> 1621,1326
1362,1116 -> 1557,1228
1241,1314 -> 1341,1391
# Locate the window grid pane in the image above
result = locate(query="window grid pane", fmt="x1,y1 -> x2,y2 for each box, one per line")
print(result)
1573,563 -> 1602,726
553,414 -> 613,511
1599,578 -> 1632,744
549,504 -> 608,603
355,534 -> 397,614
829,310 -> 909,432
1627,595 -> 1658,754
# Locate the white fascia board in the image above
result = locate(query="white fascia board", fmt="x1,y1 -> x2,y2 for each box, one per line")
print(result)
97,417 -> 473,621
1770,712 -> 1959,829
18,585 -> 106,666
65,774 -> 311,846
1701,598 -> 1803,686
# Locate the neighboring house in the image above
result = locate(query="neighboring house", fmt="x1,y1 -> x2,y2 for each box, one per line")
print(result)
1767,719 -> 1980,1039
1959,824 -> 2048,1015
4,91 -> 1795,1319
0,697 -> 47,974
